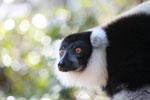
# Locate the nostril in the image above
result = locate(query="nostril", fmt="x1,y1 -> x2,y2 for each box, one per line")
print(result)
58,61 -> 67,71
58,61 -> 65,67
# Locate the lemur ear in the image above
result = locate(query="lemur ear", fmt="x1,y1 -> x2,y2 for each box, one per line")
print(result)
90,28 -> 108,48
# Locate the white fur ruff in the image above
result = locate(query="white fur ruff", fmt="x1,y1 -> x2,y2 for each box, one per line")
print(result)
55,46 -> 108,89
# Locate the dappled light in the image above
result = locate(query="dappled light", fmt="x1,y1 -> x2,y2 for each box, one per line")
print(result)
0,0 -> 142,99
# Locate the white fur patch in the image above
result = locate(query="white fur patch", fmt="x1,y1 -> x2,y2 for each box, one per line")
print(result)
90,28 -> 108,48
102,1 -> 150,27
122,1 -> 150,16
54,45 -> 108,88
112,86 -> 150,100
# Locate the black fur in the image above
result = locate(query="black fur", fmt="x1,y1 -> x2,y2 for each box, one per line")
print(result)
103,13 -> 150,96
59,32 -> 92,72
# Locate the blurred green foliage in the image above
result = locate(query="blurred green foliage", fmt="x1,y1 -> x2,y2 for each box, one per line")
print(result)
0,0 -> 146,100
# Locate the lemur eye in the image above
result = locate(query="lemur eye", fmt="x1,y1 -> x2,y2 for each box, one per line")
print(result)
60,50 -> 64,56
75,48 -> 82,54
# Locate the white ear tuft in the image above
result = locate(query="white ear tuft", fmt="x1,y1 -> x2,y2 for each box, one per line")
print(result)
90,28 -> 108,48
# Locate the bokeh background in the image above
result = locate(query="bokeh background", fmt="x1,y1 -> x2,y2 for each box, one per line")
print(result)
0,0 -> 147,100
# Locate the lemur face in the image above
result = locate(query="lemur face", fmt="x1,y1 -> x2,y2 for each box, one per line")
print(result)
55,28 -> 108,88
58,32 -> 92,72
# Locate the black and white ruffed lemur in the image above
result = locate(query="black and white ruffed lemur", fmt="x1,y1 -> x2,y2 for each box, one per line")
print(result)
55,1 -> 150,100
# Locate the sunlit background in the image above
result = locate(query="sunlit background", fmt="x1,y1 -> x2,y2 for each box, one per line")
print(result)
0,0 -> 146,100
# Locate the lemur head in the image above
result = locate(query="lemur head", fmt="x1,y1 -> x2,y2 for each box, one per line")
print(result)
58,32 -> 92,72
58,29 -> 108,72
55,28 -> 108,88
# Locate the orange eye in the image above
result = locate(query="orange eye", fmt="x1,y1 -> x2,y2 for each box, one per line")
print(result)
60,50 -> 64,56
75,48 -> 82,54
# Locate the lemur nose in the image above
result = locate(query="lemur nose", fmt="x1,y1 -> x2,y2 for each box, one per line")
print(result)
58,61 -> 67,72
58,61 -> 65,68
